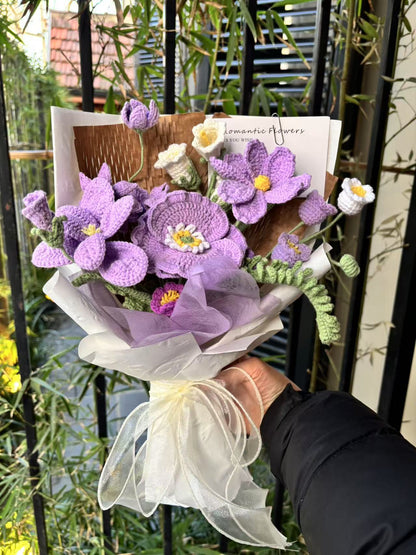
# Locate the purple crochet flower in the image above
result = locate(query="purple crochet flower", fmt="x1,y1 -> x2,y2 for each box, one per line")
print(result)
298,190 -> 337,226
80,163 -> 148,222
113,179 -> 148,220
133,190 -> 247,279
210,140 -> 311,224
144,183 -> 170,209
121,99 -> 159,131
32,170 -> 148,286
150,282 -> 184,317
271,233 -> 311,267
22,191 -> 54,230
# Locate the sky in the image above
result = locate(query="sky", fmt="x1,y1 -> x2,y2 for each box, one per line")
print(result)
49,0 -> 117,14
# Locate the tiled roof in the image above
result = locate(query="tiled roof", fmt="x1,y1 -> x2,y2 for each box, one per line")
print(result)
49,10 -> 135,92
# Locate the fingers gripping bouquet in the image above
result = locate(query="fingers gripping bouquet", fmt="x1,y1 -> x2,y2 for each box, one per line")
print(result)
23,101 -> 374,549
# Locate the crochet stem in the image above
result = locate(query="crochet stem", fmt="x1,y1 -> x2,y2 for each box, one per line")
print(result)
206,170 -> 218,200
300,212 -> 344,244
129,131 -> 144,182
288,221 -> 305,235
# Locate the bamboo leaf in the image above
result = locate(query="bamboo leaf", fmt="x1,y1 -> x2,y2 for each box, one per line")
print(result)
271,10 -> 309,68
239,0 -> 258,40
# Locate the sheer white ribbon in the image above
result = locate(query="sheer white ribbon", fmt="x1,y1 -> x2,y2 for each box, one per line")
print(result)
98,368 -> 290,549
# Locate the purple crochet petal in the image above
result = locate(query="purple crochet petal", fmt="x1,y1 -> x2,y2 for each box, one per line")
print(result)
148,191 -> 229,242
217,179 -> 255,205
225,225 -> 248,254
56,205 -> 98,242
210,237 -> 245,267
145,183 -> 169,208
79,179 -> 115,221
100,196 -> 134,238
74,233 -> 106,271
79,173 -> 92,191
291,173 -> 311,194
99,241 -> 148,286
98,163 -> 112,183
22,190 -> 54,231
151,282 -> 183,316
131,219 -> 149,247
271,233 -> 311,267
147,100 -> 159,128
299,189 -> 337,226
32,242 -> 70,268
113,180 -> 137,197
209,154 -> 250,181
63,236 -> 79,257
232,190 -> 267,224
121,99 -> 149,130
265,174 -> 310,205
151,237 -> 244,279
264,147 -> 296,185
244,140 -> 268,179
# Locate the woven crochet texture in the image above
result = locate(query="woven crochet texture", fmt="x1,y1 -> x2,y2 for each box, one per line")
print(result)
243,257 -> 341,344
298,189 -> 337,226
74,113 -> 207,192
210,141 -> 311,224
136,191 -> 247,279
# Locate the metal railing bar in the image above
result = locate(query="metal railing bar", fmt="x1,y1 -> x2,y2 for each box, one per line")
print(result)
164,0 -> 176,115
339,0 -> 403,392
163,505 -> 173,555
240,0 -> 258,115
308,0 -> 332,116
219,534 -> 228,552
78,0 -> 94,113
0,56 -> 49,555
78,0 -> 113,550
378,170 -> 416,429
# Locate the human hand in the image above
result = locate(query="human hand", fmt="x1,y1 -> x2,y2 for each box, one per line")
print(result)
218,357 -> 301,430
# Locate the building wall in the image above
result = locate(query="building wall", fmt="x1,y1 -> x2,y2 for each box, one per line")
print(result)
351,2 -> 416,444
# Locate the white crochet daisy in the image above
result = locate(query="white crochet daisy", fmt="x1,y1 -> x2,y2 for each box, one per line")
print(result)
337,178 -> 375,215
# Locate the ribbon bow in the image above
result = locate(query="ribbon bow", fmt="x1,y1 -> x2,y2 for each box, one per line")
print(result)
98,368 -> 289,548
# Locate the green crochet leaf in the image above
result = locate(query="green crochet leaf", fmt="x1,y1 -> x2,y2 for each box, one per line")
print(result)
243,257 -> 341,345
71,272 -> 103,287
105,283 -> 151,312
172,163 -> 202,191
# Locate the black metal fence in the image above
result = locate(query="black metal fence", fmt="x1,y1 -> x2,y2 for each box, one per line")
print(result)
1,1 -> 415,553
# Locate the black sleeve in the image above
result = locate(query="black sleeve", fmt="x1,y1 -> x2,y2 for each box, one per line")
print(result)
260,385 -> 416,555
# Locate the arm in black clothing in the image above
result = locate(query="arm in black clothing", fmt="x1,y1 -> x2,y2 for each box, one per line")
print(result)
261,385 -> 416,555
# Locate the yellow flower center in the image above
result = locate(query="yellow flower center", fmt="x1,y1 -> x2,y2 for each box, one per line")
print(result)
287,240 -> 301,255
254,175 -> 271,192
160,290 -> 181,306
172,229 -> 202,249
351,184 -> 366,197
82,224 -> 101,236
199,128 -> 218,147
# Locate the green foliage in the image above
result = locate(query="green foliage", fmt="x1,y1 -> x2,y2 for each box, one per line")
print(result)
244,257 -> 341,345
94,0 -> 313,116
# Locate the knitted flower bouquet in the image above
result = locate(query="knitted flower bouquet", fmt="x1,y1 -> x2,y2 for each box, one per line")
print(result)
23,101 -> 374,549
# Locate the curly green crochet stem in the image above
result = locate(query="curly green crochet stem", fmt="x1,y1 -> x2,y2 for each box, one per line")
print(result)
243,258 -> 341,345
128,131 -> 144,182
